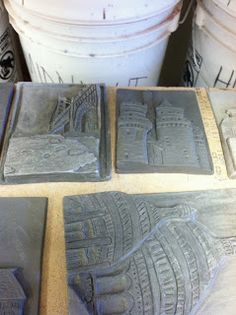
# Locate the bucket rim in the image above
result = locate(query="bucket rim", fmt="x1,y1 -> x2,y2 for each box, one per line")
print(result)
17,28 -> 170,59
197,24 -> 236,54
8,5 -> 180,44
196,1 -> 236,52
4,0 -> 181,26
195,19 -> 236,54
198,0 -> 236,29
211,0 -> 236,18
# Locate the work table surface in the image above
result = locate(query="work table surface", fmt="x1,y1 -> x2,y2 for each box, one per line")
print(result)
1,87 -> 236,315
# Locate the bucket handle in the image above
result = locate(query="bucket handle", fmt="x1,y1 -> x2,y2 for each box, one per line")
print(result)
179,0 -> 196,25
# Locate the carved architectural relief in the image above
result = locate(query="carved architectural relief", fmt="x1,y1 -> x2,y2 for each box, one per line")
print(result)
208,90 -> 236,179
1,83 -> 110,183
0,269 -> 26,315
64,190 -> 236,315
116,90 -> 212,174
220,109 -> 236,178
0,197 -> 47,314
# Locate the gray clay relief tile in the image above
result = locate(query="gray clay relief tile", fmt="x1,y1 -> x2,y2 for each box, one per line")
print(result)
1,83 -> 110,183
208,90 -> 236,179
64,190 -> 236,315
0,197 -> 47,314
0,84 -> 13,153
0,269 -> 26,315
116,89 -> 213,174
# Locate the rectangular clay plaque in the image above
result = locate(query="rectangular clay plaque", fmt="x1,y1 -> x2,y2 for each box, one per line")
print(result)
1,83 -> 110,183
208,89 -> 236,178
116,89 -> 213,174
64,189 -> 236,315
0,197 -> 47,314
0,83 -> 13,153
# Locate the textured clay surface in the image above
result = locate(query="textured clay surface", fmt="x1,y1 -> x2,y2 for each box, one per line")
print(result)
2,83 -> 110,183
208,90 -> 236,179
0,83 -> 13,153
0,197 -> 47,314
64,189 -> 236,315
116,89 -> 213,174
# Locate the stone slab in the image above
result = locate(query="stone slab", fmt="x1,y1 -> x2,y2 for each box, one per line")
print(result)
1,83 -> 110,183
64,189 -> 236,315
116,89 -> 213,174
0,197 -> 47,314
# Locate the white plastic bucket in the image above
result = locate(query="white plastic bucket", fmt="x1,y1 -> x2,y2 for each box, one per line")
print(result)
4,0 -> 179,39
5,1 -> 182,86
6,0 -> 181,24
209,0 -> 236,18
8,8 -> 180,56
21,34 -> 171,86
0,0 -> 20,82
183,0 -> 236,88
203,0 -> 236,34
